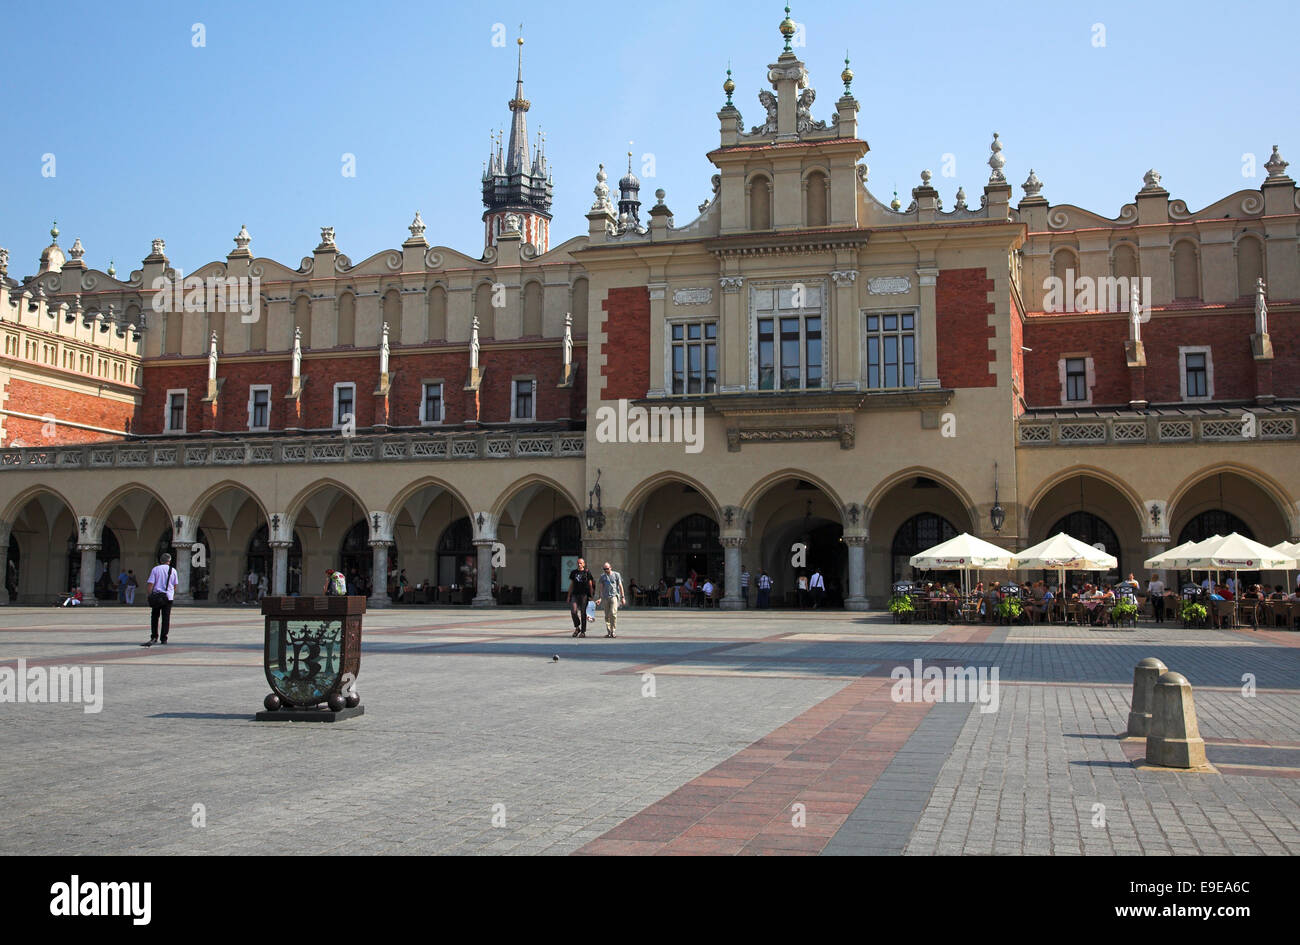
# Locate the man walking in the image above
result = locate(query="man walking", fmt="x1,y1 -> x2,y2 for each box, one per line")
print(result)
125,570 -> 137,606
740,565 -> 751,607
141,552 -> 179,647
567,557 -> 594,637
757,569 -> 772,609
810,567 -> 826,609
598,561 -> 626,638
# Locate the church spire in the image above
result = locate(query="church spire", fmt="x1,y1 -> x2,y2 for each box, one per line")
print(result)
505,35 -> 532,176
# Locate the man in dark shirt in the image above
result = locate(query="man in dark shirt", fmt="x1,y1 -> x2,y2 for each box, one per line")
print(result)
567,557 -> 595,637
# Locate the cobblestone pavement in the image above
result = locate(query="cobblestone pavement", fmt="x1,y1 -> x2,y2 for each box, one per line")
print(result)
1,605 -> 1296,855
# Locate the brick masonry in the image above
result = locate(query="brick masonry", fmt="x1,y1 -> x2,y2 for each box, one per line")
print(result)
600,286 -> 651,401
1,375 -> 136,443
936,268 -> 997,389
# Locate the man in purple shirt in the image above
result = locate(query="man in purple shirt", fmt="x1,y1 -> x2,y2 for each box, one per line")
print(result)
141,553 -> 179,647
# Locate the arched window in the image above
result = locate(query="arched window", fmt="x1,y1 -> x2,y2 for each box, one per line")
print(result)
1178,510 -> 1251,545
805,171 -> 828,227
536,515 -> 581,601
164,310 -> 183,355
427,286 -> 447,342
749,176 -> 772,231
337,292 -> 356,347
437,516 -> 475,588
1172,241 -> 1200,299
1111,244 -> 1139,280
1048,511 -> 1121,581
475,283 -> 495,339
1236,237 -> 1264,299
250,298 -> 268,350
661,514 -> 723,585
247,524 -> 303,595
891,513 -> 958,582
570,277 -> 589,329
1052,248 -> 1078,281
293,296 -> 311,348
522,281 -> 543,337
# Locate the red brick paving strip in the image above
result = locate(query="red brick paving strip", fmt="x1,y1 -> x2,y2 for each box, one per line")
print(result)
575,675 -> 933,856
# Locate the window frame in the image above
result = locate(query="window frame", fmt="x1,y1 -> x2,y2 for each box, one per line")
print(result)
164,389 -> 187,434
862,309 -> 918,390
668,319 -> 719,395
750,281 -> 827,392
247,384 -> 271,431
421,380 -> 445,426
1057,354 -> 1094,406
510,376 -> 537,422
332,381 -> 357,429
1179,346 -> 1213,402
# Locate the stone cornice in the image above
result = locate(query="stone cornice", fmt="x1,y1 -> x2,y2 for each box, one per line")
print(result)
635,387 -> 954,415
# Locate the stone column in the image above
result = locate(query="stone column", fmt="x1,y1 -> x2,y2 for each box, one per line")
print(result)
916,267 -> 940,389
368,541 -> 392,609
472,539 -> 497,607
270,541 -> 291,596
0,520 -> 10,605
721,537 -> 745,609
172,541 -> 193,604
77,544 -> 100,606
844,535 -> 869,610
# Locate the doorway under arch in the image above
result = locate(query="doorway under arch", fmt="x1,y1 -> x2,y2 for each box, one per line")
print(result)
536,515 -> 581,602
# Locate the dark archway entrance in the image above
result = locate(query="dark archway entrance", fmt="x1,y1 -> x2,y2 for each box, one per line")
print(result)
662,514 -> 723,585
437,516 -> 474,589
6,534 -> 19,602
68,528 -> 120,599
892,513 -> 959,585
1048,511 -> 1121,585
247,524 -> 303,595
157,527 -> 212,599
340,521 -> 396,596
536,515 -> 581,602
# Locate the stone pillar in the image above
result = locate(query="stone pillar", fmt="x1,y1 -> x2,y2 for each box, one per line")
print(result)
1125,657 -> 1168,737
721,537 -> 745,609
270,541 -> 291,596
844,535 -> 869,610
172,542 -> 193,603
0,520 -> 10,605
916,267 -> 940,389
1145,671 -> 1209,769
368,541 -> 392,609
77,544 -> 100,605
472,539 -> 496,607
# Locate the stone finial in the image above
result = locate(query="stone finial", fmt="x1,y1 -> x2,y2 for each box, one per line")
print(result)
234,224 -> 251,251
107,259 -> 116,277
841,53 -> 853,95
150,237 -> 166,258
1265,144 -> 1289,178
987,132 -> 1006,184
318,226 -> 336,249
68,238 -> 85,261
955,187 -> 968,210
0,247 -> 9,277
920,169 -> 932,186
1141,169 -> 1162,191
1022,168 -> 1043,198
779,5 -> 796,53
591,164 -> 612,211
409,211 -> 426,239
503,212 -> 522,234
723,67 -> 735,106
654,188 -> 666,206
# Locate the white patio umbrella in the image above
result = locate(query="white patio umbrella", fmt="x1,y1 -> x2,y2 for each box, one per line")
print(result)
1013,532 -> 1118,595
909,532 -> 1015,596
1145,534 -> 1223,591
1270,541 -> 1300,596
1167,533 -> 1297,608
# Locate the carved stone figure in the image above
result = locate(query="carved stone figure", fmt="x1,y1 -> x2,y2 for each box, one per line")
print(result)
380,321 -> 390,376
292,326 -> 302,380
208,330 -> 218,382
470,316 -> 481,371
750,91 -> 778,134
1130,280 -> 1142,342
795,88 -> 824,133
1255,277 -> 1268,335
563,313 -> 573,367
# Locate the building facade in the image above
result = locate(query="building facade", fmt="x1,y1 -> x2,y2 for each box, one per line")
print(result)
1,15 -> 1297,607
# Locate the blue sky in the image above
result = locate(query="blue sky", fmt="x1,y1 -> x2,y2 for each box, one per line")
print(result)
2,1 -> 1296,276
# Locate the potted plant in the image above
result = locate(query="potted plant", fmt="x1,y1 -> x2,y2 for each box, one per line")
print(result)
1181,600 -> 1208,627
888,593 -> 915,623
995,597 -> 1023,623
1110,600 -> 1139,627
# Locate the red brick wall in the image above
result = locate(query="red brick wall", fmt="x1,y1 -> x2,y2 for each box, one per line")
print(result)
138,343 -> 585,433
1023,310 -> 1269,407
2,377 -> 136,444
1009,291 -> 1025,415
600,287 -> 650,400
937,269 -> 996,388
1272,311 -> 1298,399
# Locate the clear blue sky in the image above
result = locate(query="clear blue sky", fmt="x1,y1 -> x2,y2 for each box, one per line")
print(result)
3,1 -> 1295,276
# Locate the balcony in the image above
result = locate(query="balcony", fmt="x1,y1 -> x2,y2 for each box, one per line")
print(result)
1016,406 -> 1298,448
0,430 -> 586,471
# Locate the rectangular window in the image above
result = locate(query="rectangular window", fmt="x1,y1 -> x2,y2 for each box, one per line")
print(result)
165,390 -> 187,433
758,315 -> 823,390
422,382 -> 443,424
1065,358 -> 1087,402
864,313 -> 916,389
670,321 -> 718,394
1185,353 -> 1207,398
248,385 -> 271,430
513,378 -> 535,420
334,383 -> 355,428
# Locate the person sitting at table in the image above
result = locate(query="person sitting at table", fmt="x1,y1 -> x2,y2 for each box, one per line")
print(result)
1268,584 -> 1285,601
1208,585 -> 1225,601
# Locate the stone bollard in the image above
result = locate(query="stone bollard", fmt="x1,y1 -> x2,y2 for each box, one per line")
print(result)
1145,671 -> 1208,769
1125,658 -> 1168,737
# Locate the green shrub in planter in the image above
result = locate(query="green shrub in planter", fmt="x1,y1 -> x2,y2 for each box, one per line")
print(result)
888,594 -> 915,615
1181,601 -> 1208,623
995,597 -> 1023,620
1111,601 -> 1139,623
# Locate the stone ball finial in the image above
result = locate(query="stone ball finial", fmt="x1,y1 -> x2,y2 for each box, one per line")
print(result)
723,67 -> 735,105
841,53 -> 854,94
69,238 -> 85,260
780,5 -> 796,50
920,169 -> 932,186
987,132 -> 1006,183
655,188 -> 666,205
955,187 -> 968,210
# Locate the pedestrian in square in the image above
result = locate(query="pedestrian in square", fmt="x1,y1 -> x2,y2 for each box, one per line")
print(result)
740,565 -> 751,607
598,561 -> 626,637
810,567 -> 825,608
141,553 -> 178,646
567,557 -> 594,637
125,570 -> 137,605
757,569 -> 772,608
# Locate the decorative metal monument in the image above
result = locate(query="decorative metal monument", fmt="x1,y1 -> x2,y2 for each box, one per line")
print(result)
256,596 -> 366,722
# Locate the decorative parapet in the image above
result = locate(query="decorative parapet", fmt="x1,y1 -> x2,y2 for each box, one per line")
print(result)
0,430 -> 585,471
1016,409 -> 1298,447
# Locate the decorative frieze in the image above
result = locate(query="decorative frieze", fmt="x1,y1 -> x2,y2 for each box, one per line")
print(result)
867,275 -> 911,295
829,270 -> 857,287
673,288 -> 713,305
719,276 -> 745,291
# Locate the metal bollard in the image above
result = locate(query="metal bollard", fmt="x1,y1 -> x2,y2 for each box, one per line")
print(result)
1145,671 -> 1209,769
1125,657 -> 1168,737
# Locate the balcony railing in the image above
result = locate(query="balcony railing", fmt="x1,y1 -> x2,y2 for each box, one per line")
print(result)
0,430 -> 585,471
1017,408 -> 1297,447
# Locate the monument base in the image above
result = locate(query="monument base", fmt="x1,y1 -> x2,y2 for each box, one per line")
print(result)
255,705 -> 365,723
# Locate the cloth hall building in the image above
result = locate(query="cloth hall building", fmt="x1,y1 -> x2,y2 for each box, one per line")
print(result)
1,17 -> 1297,609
